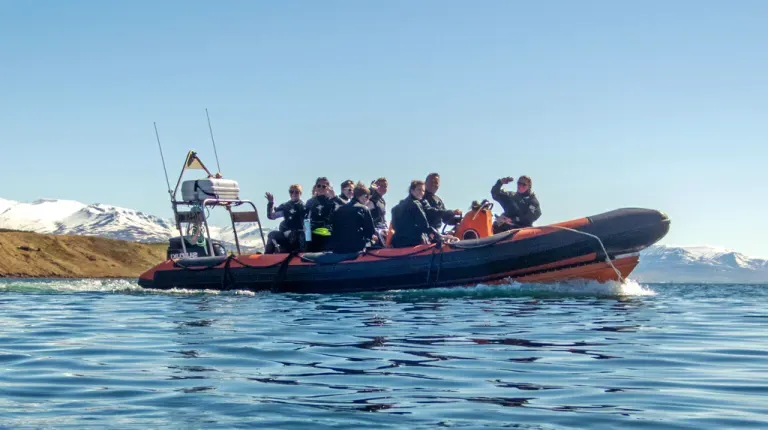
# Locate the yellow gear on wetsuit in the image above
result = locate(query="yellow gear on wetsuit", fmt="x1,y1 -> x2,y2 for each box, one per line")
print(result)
312,227 -> 331,237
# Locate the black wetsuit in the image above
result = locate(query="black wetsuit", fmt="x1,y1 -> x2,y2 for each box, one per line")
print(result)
490,179 -> 542,232
304,195 -> 344,252
331,196 -> 346,209
265,199 -> 305,253
367,189 -> 387,229
330,199 -> 376,254
268,199 -> 305,231
391,195 -> 435,248
422,190 -> 459,231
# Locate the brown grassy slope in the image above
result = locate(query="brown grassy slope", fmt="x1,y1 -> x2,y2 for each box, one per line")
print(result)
0,230 -> 168,278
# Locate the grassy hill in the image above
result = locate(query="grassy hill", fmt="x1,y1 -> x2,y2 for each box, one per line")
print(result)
0,229 -> 167,278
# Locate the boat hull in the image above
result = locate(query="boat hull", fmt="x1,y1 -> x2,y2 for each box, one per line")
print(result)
138,208 -> 669,293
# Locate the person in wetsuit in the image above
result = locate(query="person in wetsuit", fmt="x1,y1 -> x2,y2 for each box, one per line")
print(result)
304,177 -> 344,252
422,172 -> 463,231
339,179 -> 354,203
390,180 -> 438,248
490,175 -> 541,233
330,182 -> 376,254
366,177 -> 389,243
366,177 -> 388,227
264,184 -> 305,254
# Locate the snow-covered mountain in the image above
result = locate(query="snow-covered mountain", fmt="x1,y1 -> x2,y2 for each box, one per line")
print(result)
0,198 -> 267,250
0,198 -> 18,214
634,245 -> 768,283
0,198 -> 87,233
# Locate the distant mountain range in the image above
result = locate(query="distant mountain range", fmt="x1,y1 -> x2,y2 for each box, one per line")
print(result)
0,198 -> 268,251
635,245 -> 768,284
1,197 -> 766,283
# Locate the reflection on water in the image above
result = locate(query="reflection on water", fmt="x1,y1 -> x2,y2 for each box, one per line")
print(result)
0,279 -> 766,428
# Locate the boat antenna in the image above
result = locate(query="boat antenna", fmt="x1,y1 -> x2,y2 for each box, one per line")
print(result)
153,122 -> 172,197
205,108 -> 222,174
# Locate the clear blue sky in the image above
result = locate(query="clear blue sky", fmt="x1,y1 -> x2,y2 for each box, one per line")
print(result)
2,1 -> 766,256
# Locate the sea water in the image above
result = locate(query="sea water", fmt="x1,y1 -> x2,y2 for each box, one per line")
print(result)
0,279 -> 766,429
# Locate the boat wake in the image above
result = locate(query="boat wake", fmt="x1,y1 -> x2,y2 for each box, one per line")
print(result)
0,278 -> 257,296
0,278 -> 140,294
1,277 -> 654,298
361,278 -> 655,301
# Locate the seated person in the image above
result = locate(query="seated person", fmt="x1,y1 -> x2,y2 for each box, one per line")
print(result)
422,172 -> 463,231
366,177 -> 389,243
338,179 -> 354,203
490,175 -> 541,233
264,184 -> 305,254
391,180 -> 437,248
304,177 -> 344,252
330,182 -> 376,254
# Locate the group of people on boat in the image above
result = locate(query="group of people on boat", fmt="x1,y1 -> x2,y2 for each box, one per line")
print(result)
263,173 -> 541,254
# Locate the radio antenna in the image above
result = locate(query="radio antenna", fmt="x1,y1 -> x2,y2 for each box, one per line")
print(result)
205,108 -> 222,174
154,122 -> 172,196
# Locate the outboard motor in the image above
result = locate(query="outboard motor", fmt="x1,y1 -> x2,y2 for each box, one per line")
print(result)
166,236 -> 227,260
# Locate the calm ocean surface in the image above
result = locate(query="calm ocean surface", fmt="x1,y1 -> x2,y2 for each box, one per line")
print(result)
1,279 -> 766,429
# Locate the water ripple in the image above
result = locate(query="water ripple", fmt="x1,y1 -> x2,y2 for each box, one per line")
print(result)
0,279 -> 766,428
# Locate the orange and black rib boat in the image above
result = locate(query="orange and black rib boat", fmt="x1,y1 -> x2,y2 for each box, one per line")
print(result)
138,207 -> 670,293
138,150 -> 670,293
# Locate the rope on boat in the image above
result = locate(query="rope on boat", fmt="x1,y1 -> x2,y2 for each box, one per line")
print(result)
171,251 -> 298,291
434,244 -> 445,287
545,225 -> 625,283
270,250 -> 299,293
425,240 -> 446,288
172,254 -> 281,271
172,258 -> 223,272
221,255 -> 236,289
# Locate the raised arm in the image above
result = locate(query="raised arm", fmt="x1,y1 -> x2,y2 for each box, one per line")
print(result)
491,177 -> 515,201
265,192 -> 284,220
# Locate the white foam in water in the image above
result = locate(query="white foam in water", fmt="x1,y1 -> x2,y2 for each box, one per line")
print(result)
504,277 -> 657,297
373,277 -> 656,300
1,277 -> 655,298
618,278 -> 657,296
141,287 -> 260,296
0,278 -> 143,294
0,278 -> 262,297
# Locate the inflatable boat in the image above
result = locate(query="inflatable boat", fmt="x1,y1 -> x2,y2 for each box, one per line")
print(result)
137,151 -> 670,293
138,207 -> 670,293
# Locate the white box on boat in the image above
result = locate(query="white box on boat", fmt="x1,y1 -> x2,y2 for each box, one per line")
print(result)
181,178 -> 240,201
